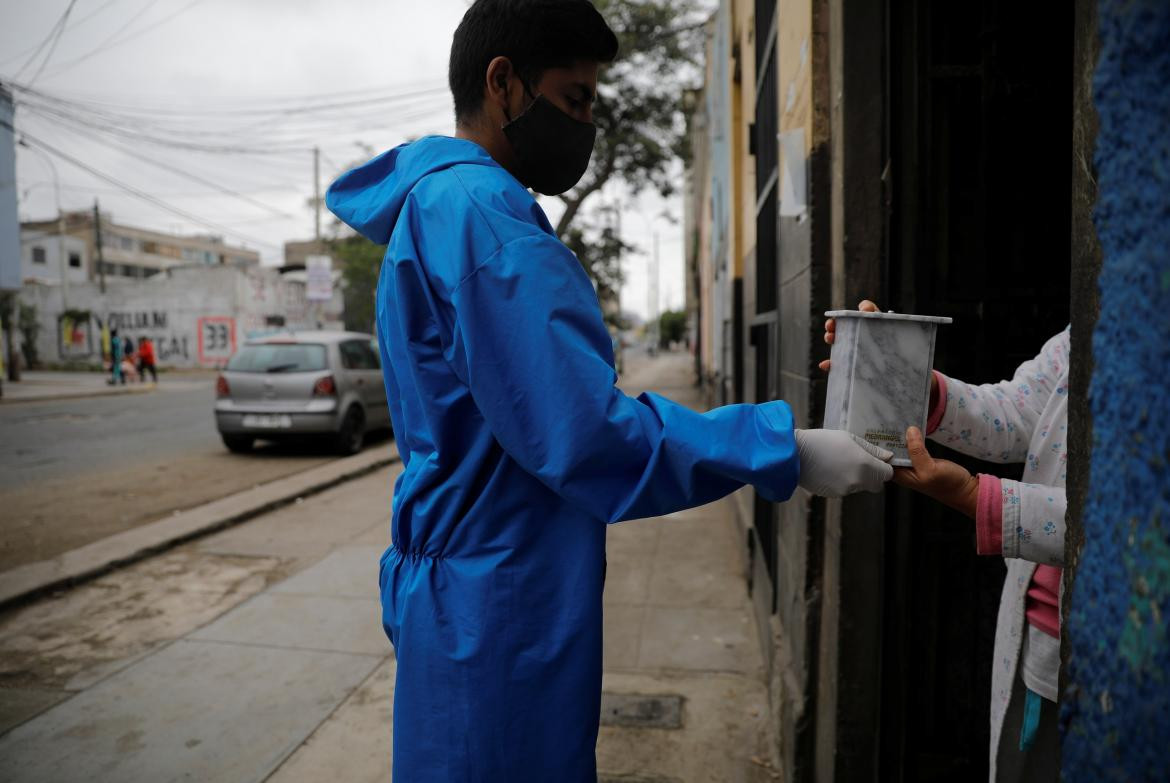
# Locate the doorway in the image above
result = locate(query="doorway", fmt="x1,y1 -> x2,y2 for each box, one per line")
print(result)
880,0 -> 1073,778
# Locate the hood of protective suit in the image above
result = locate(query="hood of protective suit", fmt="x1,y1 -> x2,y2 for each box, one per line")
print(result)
324,136 -> 501,245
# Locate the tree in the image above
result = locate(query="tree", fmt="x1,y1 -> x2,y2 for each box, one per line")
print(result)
0,292 -> 19,381
552,0 -> 704,315
554,0 -> 704,239
561,223 -> 634,327
18,302 -> 40,369
333,234 -> 383,333
658,309 -> 687,348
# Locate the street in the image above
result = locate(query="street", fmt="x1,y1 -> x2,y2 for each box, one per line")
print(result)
0,375 -> 385,572
0,351 -> 781,782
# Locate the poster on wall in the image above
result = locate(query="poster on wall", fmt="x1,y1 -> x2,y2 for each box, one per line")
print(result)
305,255 -> 333,302
197,316 -> 236,365
778,127 -> 807,219
59,313 -> 96,359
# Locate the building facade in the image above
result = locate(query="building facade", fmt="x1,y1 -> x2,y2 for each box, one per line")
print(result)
20,210 -> 260,286
19,264 -> 343,370
282,238 -> 331,270
683,0 -> 1146,778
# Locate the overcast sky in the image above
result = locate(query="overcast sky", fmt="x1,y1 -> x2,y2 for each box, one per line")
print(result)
1,0 -> 685,319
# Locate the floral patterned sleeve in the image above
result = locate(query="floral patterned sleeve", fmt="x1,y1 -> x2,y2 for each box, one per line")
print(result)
998,481 -> 1066,566
929,331 -> 1068,463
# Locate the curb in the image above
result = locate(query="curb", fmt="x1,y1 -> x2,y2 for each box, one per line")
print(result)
0,447 -> 400,611
0,384 -> 157,405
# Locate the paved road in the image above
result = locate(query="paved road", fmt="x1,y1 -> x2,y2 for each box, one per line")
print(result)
1,380 -> 223,492
0,378 -> 388,571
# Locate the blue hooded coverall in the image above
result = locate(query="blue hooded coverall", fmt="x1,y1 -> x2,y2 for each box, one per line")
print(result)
326,136 -> 800,782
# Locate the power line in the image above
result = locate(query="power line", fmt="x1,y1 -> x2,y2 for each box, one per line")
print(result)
194,86 -> 452,119
4,78 -> 449,113
12,0 -> 79,81
17,99 -> 308,154
7,80 -> 454,247
10,80 -> 450,126
96,92 -> 454,146
18,110 -> 314,194
19,179 -> 291,200
8,122 -> 280,250
32,112 -> 301,219
5,81 -> 454,161
25,0 -> 80,86
13,83 -> 452,145
42,0 -> 206,79
0,0 -> 124,68
16,91 -> 454,155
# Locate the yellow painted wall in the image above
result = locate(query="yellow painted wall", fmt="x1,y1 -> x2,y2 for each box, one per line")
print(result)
777,0 -> 815,141
731,0 -> 756,280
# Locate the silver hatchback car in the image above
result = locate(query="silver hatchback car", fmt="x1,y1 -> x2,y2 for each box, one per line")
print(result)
214,331 -> 391,455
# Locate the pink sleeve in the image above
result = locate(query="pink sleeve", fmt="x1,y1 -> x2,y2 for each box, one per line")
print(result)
925,370 -> 947,434
975,474 -> 1004,555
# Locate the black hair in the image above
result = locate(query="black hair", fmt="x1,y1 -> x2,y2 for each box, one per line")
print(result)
449,0 -> 618,124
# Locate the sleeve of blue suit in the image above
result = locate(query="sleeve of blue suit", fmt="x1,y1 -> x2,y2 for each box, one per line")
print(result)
448,231 -> 799,524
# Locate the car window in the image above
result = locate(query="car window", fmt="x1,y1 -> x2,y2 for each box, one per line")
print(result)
339,341 -> 360,370
340,339 -> 378,370
226,343 -> 327,373
362,340 -> 382,370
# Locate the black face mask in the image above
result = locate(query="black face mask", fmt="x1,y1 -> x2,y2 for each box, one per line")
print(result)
502,90 -> 597,196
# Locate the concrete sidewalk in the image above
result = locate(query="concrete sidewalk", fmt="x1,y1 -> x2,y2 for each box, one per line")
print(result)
0,352 -> 781,782
0,370 -> 212,404
0,447 -> 396,609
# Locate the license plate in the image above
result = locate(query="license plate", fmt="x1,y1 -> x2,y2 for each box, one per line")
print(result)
242,414 -> 292,429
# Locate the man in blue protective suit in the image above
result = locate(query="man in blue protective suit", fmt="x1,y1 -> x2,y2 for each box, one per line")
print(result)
325,1 -> 894,780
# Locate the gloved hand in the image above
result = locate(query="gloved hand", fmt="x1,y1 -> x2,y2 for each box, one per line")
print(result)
794,428 -> 894,497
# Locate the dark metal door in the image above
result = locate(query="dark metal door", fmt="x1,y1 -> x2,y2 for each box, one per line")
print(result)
881,0 -> 1073,778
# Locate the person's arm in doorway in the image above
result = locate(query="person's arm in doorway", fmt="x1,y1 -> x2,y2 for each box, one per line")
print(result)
893,426 -> 1065,566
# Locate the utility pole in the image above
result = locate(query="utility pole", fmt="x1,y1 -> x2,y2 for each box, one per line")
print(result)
57,206 -> 67,308
19,140 -> 68,308
313,146 -> 321,241
1,84 -> 21,387
614,199 -> 622,322
94,199 -> 105,294
312,147 -> 324,328
649,230 -> 660,348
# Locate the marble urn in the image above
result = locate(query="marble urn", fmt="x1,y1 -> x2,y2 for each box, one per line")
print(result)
822,310 -> 952,466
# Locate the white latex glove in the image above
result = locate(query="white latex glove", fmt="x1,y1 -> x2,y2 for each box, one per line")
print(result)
794,428 -> 894,497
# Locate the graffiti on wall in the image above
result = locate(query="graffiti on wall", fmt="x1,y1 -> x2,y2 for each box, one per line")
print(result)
197,316 -> 236,365
58,312 -> 95,359
107,311 -> 169,331
103,310 -> 192,361
51,310 -> 227,365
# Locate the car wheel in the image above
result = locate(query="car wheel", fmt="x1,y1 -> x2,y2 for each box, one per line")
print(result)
334,406 -> 365,455
222,434 -> 254,453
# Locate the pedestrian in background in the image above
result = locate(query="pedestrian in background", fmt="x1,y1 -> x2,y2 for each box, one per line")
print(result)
137,336 -> 157,383
121,336 -> 140,383
107,327 -> 124,385
327,1 -> 893,780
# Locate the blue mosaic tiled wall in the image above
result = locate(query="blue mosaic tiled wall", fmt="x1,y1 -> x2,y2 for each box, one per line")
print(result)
1063,0 -> 1170,778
